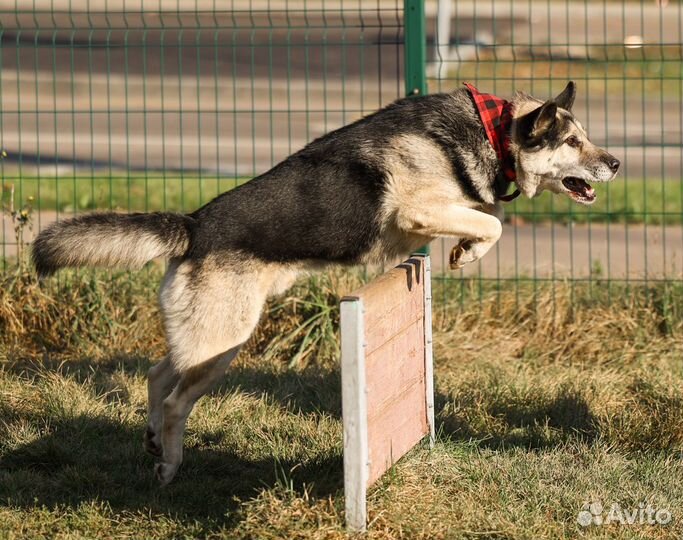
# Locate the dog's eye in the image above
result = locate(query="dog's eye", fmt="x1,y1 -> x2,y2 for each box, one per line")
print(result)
565,135 -> 582,148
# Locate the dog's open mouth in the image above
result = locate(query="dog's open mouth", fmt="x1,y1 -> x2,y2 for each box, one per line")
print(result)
562,177 -> 596,204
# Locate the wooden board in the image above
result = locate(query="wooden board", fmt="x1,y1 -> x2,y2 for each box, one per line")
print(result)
341,255 -> 434,532
346,258 -> 425,356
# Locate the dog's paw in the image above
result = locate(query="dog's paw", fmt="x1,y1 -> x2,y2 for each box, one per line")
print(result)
449,239 -> 477,269
143,427 -> 163,457
155,461 -> 179,486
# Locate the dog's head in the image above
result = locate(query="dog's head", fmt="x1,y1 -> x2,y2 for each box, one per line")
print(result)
510,82 -> 620,204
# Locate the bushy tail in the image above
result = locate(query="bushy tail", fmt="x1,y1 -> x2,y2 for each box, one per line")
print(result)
32,212 -> 195,276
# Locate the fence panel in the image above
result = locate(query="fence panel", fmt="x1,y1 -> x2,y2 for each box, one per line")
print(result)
429,0 -> 683,303
2,1 -> 681,305
0,0 -> 404,263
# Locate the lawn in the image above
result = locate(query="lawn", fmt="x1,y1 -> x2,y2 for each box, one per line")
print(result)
1,265 -> 682,538
4,174 -> 683,225
3,174 -> 251,215
441,45 -> 683,98
508,177 -> 683,225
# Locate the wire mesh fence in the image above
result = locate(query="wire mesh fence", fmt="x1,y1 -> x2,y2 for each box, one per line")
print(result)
0,0 -> 405,260
1,1 -> 682,304
430,0 -> 683,303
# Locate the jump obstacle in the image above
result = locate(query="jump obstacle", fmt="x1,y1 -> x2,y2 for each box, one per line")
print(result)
340,254 -> 435,532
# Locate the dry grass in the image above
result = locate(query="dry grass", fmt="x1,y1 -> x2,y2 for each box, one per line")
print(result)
1,266 -> 683,539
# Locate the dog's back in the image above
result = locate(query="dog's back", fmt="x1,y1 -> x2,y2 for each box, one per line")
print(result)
33,90 -> 481,273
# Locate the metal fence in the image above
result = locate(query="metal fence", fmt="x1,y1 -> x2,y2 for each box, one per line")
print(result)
1,1 -> 682,299
0,0 -> 406,261
429,0 -> 683,300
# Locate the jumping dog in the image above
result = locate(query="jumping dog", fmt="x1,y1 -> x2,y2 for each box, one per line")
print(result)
32,81 -> 620,484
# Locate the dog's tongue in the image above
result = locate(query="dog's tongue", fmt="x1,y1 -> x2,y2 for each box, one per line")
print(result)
563,177 -> 595,198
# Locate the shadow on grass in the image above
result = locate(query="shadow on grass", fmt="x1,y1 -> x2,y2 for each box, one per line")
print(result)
221,363 -> 342,417
0,354 -> 344,528
435,387 -> 600,449
0,409 -> 343,527
2,351 -> 599,529
6,353 -> 343,417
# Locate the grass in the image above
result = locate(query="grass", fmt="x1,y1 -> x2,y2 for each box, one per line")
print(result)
509,177 -> 683,225
3,174 -> 683,226
1,264 -> 683,538
441,45 -> 683,98
2,174 -> 251,215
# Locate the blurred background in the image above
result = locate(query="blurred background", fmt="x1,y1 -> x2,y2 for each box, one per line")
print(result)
1,0 -> 681,297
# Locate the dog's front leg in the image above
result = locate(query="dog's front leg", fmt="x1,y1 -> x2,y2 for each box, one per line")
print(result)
448,202 -> 505,269
481,201 -> 505,223
397,203 -> 503,269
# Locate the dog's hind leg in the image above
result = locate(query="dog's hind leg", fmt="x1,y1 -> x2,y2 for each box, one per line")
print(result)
142,260 -> 188,458
143,356 -> 179,457
155,346 -> 242,485
152,257 -> 277,485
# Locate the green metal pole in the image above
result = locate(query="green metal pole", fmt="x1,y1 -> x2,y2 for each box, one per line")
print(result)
404,0 -> 427,98
404,0 -> 429,255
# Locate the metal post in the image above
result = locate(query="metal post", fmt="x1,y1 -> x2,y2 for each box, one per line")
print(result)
422,255 -> 435,447
435,0 -> 452,79
404,0 -> 429,255
403,0 -> 427,98
341,298 -> 368,532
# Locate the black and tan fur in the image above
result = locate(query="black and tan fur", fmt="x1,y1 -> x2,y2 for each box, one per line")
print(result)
32,81 -> 619,485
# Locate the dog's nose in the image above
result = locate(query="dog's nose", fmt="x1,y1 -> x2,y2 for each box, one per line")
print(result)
608,158 -> 620,173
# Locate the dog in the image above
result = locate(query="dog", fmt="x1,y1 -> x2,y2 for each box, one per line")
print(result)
32,81 -> 619,485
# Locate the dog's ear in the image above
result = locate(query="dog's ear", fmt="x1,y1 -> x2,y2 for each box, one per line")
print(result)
534,101 -> 558,135
554,81 -> 576,111
517,101 -> 558,143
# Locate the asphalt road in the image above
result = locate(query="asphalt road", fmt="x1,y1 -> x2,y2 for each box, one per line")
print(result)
0,1 -> 678,177
429,221 -> 683,279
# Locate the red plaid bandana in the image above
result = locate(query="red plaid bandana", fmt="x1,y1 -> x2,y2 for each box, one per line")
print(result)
464,83 -> 520,202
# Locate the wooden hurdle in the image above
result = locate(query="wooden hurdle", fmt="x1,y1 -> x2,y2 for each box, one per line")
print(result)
340,254 -> 435,532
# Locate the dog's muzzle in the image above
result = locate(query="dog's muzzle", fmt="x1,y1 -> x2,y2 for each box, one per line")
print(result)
562,177 -> 596,203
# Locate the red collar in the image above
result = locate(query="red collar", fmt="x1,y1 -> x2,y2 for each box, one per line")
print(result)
464,83 -> 520,202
